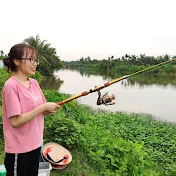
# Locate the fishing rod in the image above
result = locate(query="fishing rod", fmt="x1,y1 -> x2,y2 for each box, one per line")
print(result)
56,57 -> 176,106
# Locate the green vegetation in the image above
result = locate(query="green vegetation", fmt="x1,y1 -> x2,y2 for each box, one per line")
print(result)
24,34 -> 63,76
1,88 -> 176,175
0,50 -> 5,60
62,54 -> 176,76
36,91 -> 176,175
0,56 -> 5,60
0,69 -> 10,104
30,71 -> 44,83
42,91 -> 176,175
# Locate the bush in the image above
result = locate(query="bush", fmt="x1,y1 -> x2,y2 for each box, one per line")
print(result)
80,120 -> 157,176
44,114 -> 81,149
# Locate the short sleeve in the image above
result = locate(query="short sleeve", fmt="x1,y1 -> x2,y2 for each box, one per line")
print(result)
2,84 -> 21,119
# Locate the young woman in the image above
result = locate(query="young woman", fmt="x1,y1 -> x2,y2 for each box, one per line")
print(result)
2,44 -> 60,176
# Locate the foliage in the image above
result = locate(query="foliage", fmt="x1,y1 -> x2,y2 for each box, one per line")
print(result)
44,114 -> 81,149
43,90 -> 83,149
108,112 -> 176,174
30,71 -> 43,83
80,122 -> 156,175
0,69 -> 10,105
62,54 -> 176,76
0,50 -> 5,59
24,34 -> 63,76
43,90 -> 65,102
0,111 -> 3,138
0,56 -> 5,60
85,111 -> 176,175
0,140 -> 5,164
166,164 -> 176,176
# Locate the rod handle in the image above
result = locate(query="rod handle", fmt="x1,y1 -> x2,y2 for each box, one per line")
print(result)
56,101 -> 65,106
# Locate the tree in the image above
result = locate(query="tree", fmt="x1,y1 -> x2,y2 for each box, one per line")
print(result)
24,35 -> 62,76
0,50 -> 4,56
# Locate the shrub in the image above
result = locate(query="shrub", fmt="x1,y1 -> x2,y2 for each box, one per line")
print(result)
44,114 -> 81,149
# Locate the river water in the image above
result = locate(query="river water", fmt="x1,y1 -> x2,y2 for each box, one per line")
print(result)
1,59 -> 175,122
0,60 -> 3,69
41,69 -> 176,123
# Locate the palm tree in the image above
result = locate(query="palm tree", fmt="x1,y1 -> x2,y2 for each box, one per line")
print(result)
0,50 -> 4,56
23,35 -> 62,75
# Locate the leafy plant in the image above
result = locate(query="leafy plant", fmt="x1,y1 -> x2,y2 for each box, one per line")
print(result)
44,114 -> 81,149
79,118 -> 157,175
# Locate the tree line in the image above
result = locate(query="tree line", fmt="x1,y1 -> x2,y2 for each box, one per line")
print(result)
62,54 -> 176,75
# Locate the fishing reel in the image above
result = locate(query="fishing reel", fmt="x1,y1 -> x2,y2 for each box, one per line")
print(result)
96,89 -> 115,106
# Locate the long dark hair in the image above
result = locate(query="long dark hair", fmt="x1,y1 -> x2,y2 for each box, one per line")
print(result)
3,44 -> 38,72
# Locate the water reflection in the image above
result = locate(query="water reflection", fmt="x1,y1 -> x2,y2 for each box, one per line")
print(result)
0,60 -> 3,69
71,68 -> 176,87
40,76 -> 64,90
128,75 -> 176,88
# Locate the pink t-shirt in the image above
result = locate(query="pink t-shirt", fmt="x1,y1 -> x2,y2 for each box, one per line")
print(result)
2,76 -> 46,153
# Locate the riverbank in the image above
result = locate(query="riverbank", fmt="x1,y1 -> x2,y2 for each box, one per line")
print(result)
1,90 -> 176,175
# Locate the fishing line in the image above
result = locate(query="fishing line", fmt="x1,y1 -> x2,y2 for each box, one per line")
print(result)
56,57 -> 176,106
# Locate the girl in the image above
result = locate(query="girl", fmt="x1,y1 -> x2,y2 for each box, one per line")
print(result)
2,44 -> 60,176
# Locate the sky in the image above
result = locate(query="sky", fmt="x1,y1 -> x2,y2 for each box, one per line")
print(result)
0,0 -> 176,61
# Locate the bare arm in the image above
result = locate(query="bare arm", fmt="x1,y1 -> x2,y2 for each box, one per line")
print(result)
10,103 -> 60,128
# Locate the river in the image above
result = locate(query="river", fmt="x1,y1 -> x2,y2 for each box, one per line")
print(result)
41,68 -> 176,123
0,60 -> 3,69
1,59 -> 175,122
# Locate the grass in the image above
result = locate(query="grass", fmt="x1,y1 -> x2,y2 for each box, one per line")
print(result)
0,140 -> 5,165
50,148 -> 98,176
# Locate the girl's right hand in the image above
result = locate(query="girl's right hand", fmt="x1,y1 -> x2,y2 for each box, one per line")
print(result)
43,102 -> 60,113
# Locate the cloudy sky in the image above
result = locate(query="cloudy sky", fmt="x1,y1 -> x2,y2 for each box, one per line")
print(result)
0,0 -> 176,61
